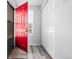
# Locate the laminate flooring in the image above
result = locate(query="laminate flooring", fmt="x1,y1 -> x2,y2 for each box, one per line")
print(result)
8,46 -> 53,59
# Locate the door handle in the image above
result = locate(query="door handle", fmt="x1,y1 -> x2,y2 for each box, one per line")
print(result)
26,28 -> 28,32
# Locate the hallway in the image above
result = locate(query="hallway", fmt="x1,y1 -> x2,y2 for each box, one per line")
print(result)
8,46 -> 52,59
7,0 -> 72,59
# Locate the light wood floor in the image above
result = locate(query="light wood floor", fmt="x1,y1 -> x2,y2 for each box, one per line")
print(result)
8,46 -> 53,59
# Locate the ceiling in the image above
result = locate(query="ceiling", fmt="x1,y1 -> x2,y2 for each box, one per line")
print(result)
8,0 -> 46,9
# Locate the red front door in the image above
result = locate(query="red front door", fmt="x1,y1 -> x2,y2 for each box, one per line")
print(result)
15,2 -> 28,52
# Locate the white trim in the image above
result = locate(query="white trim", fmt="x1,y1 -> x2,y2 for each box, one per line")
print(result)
43,46 -> 54,59
41,0 -> 49,9
28,43 -> 42,46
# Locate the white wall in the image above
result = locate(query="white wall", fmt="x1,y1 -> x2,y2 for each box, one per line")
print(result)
55,0 -> 72,59
28,6 -> 42,46
41,0 -> 72,59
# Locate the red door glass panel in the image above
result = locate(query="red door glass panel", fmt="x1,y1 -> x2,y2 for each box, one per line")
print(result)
15,2 -> 28,52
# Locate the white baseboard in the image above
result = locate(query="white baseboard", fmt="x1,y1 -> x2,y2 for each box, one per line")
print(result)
28,43 -> 42,46
42,46 -> 54,59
